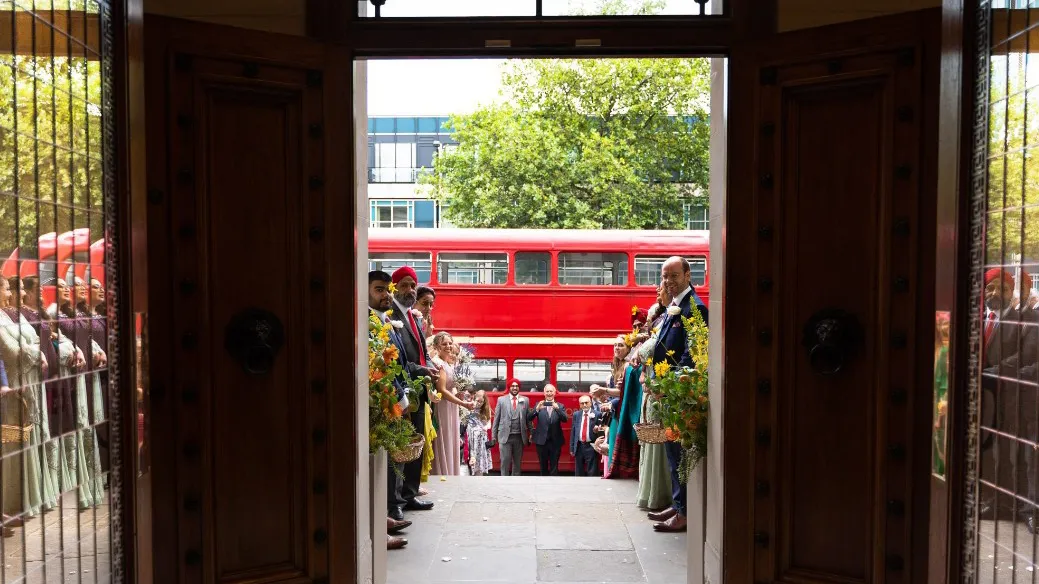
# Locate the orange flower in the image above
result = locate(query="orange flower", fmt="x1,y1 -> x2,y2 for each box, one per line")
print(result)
393,403 -> 403,417
369,369 -> 384,383
664,427 -> 679,441
382,345 -> 399,363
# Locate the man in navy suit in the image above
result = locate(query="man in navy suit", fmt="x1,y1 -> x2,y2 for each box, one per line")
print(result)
570,395 -> 600,476
646,256 -> 708,534
528,384 -> 569,475
368,270 -> 413,549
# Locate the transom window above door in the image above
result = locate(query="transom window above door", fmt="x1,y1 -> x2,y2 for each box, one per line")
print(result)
355,0 -> 721,18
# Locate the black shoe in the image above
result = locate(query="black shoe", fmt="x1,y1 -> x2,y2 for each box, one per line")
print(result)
389,506 -> 404,522
404,498 -> 434,511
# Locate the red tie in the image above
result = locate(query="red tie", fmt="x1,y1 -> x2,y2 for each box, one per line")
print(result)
985,311 -> 997,345
512,396 -> 517,409
406,310 -> 426,366
581,412 -> 589,442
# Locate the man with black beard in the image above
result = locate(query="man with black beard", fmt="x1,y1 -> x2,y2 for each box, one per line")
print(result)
389,267 -> 437,514
979,268 -> 1039,531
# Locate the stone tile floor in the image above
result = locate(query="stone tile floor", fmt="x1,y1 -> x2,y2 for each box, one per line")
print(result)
387,475 -> 687,584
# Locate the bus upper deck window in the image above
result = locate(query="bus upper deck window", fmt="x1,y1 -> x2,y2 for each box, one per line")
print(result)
368,252 -> 432,284
438,252 -> 508,285
515,252 -> 550,285
558,252 -> 628,286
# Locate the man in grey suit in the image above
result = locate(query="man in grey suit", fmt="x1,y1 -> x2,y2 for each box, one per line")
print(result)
491,378 -> 530,476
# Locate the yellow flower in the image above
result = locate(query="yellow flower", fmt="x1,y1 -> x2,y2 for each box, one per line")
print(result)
631,305 -> 639,315
654,361 -> 671,378
667,349 -> 675,357
386,309 -> 394,317
388,282 -> 397,294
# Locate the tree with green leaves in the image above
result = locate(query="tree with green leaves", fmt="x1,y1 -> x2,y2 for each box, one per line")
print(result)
425,2 -> 711,230
985,62 -> 1039,266
0,54 -> 104,256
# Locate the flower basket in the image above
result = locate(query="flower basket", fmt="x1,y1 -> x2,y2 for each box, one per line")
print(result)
390,434 -> 425,464
634,422 -> 668,444
1,424 -> 31,444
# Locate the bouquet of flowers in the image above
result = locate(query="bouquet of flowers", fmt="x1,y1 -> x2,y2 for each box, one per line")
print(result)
645,307 -> 709,484
454,344 -> 477,394
368,312 -> 417,460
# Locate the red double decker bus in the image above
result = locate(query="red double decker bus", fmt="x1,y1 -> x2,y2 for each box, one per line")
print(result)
368,228 -> 710,473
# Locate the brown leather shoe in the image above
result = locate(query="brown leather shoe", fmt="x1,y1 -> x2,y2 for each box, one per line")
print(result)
654,513 -> 687,532
387,517 -> 412,535
647,507 -> 677,522
387,535 -> 408,550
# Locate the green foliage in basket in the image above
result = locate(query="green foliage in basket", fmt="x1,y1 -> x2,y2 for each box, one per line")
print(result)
646,307 -> 709,484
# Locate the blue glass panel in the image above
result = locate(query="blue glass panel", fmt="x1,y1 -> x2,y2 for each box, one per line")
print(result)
418,117 -> 438,133
415,200 -> 436,228
396,117 -> 417,133
368,118 -> 375,133
374,118 -> 395,133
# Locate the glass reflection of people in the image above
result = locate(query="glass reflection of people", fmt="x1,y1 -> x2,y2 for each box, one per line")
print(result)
0,276 -> 52,531
9,276 -> 62,515
88,277 -> 110,476
54,278 -> 106,510
979,268 -> 1039,531
932,312 -> 950,478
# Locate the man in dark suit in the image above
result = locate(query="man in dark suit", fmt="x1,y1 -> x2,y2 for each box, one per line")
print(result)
979,268 -> 1039,531
368,270 -> 412,550
570,395 -> 600,476
647,256 -> 708,534
528,384 -> 569,476
390,266 -> 437,514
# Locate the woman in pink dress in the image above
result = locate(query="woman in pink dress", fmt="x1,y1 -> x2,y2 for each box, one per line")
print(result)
429,333 -> 474,476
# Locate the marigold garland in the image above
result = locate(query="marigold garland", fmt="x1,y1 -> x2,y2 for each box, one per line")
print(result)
368,312 -> 417,464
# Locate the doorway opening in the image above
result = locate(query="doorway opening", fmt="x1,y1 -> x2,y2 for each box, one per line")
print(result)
355,53 -> 727,584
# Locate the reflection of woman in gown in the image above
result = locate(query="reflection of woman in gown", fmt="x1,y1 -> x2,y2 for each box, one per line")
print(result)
634,304 -> 674,510
0,277 -> 48,520
8,276 -> 62,515
53,278 -> 106,510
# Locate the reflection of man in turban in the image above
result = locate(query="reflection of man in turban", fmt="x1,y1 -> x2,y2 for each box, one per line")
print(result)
979,267 -> 1039,530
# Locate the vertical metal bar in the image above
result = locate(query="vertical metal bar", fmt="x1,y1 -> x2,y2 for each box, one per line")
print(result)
536,0 -> 543,18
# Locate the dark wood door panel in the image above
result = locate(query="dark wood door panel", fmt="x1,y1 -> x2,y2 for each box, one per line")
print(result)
201,85 -> 308,579
146,16 -> 354,584
726,9 -> 939,584
778,79 -> 888,582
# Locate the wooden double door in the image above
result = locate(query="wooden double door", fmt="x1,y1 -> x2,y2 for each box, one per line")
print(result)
142,9 -> 941,584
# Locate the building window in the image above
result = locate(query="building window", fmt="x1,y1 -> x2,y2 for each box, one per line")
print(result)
683,203 -> 709,230
634,255 -> 708,287
558,252 -> 628,286
438,252 -> 509,284
372,142 -> 417,183
515,251 -> 550,285
368,252 -> 432,284
556,362 -> 611,393
370,200 -> 413,228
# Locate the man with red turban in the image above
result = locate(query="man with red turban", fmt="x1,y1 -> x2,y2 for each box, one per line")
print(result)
980,267 -> 1039,531
388,266 -> 437,516
491,378 -> 531,475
